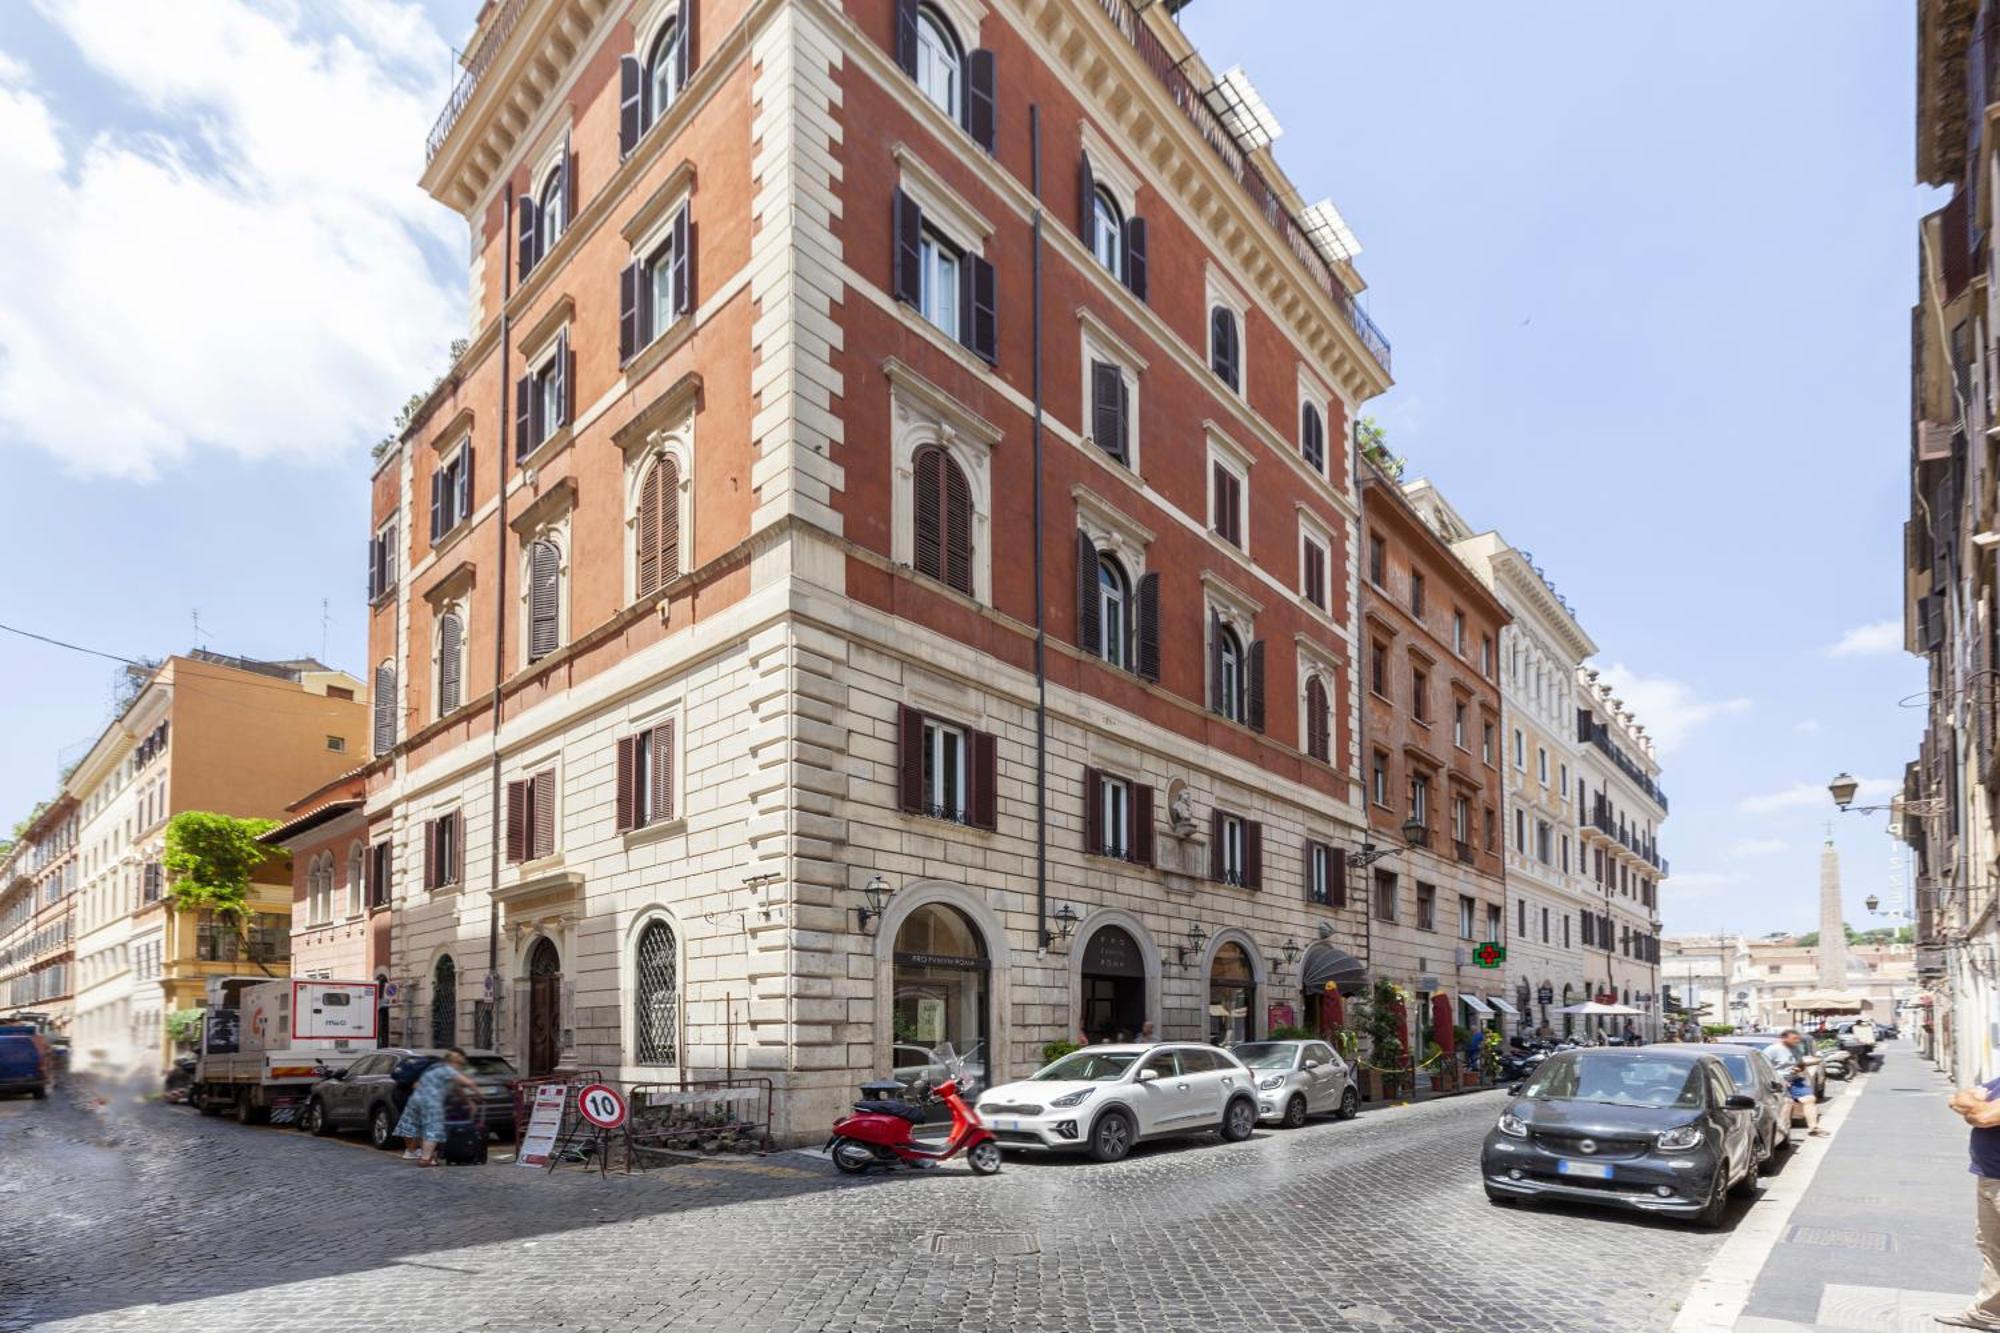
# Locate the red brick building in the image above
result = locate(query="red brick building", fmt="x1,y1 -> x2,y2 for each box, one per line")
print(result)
366,0 -> 1391,1138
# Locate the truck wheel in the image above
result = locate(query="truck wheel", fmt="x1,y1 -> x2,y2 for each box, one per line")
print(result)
235,1093 -> 264,1126
197,1091 -> 223,1117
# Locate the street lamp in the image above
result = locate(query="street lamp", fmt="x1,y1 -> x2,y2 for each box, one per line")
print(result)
1828,772 -> 1859,810
1829,772 -> 1945,817
853,875 -> 893,933
1351,815 -> 1433,870
1176,921 -> 1208,966
1049,902 -> 1080,946
1280,938 -> 1302,968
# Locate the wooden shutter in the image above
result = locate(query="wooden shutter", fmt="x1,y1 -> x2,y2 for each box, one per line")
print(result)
1124,216 -> 1148,301
1208,809 -> 1224,881
552,329 -> 570,429
943,456 -> 973,594
515,374 -> 532,459
894,0 -> 919,76
505,780 -> 527,863
532,769 -> 556,859
517,194 -> 538,278
373,666 -> 396,755
1213,307 -> 1236,388
423,818 -> 437,891
438,613 -> 462,715
456,446 -> 473,529
670,206 -> 692,318
967,49 -> 996,152
1208,611 -> 1225,713
453,810 -> 465,886
1307,677 -> 1329,761
620,260 -> 641,363
637,458 -> 663,597
651,722 -> 675,822
658,454 -> 682,584
563,132 -> 577,224
1132,783 -> 1155,866
1090,360 -> 1122,458
1136,572 -> 1160,683
912,447 -> 942,580
970,729 -> 998,830
967,254 -> 997,363
674,0 -> 694,90
1212,462 -> 1229,536
528,541 -> 560,662
615,736 -> 638,832
1329,846 -> 1347,908
1077,150 -> 1095,244
428,469 -> 443,542
1247,640 -> 1265,732
1083,768 -> 1103,854
619,55 -> 643,156
1243,820 -> 1263,889
892,189 -> 923,306
897,706 -> 925,813
1075,528 -> 1100,656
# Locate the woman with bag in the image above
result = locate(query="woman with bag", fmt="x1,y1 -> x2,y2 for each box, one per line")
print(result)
395,1046 -> 482,1166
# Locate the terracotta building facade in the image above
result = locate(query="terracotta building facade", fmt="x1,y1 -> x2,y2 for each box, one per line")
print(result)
369,0 -> 1391,1139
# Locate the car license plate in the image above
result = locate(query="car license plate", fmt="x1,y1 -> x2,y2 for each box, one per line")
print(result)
1557,1160 -> 1612,1180
995,1119 -> 1018,1132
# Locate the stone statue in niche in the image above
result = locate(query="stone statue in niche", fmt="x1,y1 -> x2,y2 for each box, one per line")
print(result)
1167,780 -> 1197,838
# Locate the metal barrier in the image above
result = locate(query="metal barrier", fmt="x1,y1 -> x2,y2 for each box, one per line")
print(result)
624,1079 -> 774,1162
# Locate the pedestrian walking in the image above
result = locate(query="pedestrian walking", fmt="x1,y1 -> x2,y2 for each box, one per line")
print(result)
395,1047 -> 481,1167
1937,1077 -> 2000,1328
1763,1029 -> 1828,1138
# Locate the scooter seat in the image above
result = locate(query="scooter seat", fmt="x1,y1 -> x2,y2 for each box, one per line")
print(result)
851,1100 -> 925,1123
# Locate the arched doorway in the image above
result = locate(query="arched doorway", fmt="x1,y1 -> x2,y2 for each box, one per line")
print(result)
1208,941 -> 1256,1045
1299,944 -> 1365,1037
430,955 -> 456,1047
891,904 -> 989,1098
527,937 -> 561,1075
1079,925 -> 1146,1042
1560,982 -> 1578,1038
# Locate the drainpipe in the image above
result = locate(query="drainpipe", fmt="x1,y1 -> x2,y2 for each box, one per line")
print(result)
489,194 -> 514,1035
1030,105 -> 1049,955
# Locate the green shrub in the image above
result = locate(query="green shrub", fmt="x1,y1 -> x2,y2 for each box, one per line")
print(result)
1269,1024 -> 1314,1041
1040,1040 -> 1079,1066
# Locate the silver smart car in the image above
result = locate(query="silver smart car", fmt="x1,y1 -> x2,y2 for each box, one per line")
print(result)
1234,1039 -> 1358,1127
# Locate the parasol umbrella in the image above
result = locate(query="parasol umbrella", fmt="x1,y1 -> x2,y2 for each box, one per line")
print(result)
1553,1000 -> 1645,1016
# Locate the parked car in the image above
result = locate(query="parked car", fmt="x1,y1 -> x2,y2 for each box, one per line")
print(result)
299,1048 -> 520,1147
1481,1047 -> 1761,1227
975,1043 -> 1259,1163
0,1030 -> 51,1098
1698,1043 -> 1790,1172
1231,1039 -> 1358,1127
1707,1033 -> 1825,1100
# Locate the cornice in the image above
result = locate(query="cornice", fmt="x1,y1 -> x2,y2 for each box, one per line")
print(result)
1493,548 -> 1595,662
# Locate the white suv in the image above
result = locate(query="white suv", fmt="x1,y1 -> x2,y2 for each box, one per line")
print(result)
974,1043 -> 1260,1163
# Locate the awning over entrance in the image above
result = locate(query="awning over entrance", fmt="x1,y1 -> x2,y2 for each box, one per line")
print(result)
1300,944 -> 1366,990
1459,994 -> 1494,1016
1487,995 -> 1520,1016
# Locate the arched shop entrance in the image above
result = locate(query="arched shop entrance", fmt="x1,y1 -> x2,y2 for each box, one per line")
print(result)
891,903 -> 990,1087
1299,945 -> 1366,1037
1208,941 -> 1256,1045
1079,924 -> 1146,1042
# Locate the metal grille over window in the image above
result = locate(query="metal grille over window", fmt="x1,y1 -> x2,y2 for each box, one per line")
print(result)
431,955 -> 457,1047
634,920 -> 679,1065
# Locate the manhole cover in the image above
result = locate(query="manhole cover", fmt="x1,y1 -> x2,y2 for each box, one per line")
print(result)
928,1233 -> 1041,1256
1785,1225 -> 1893,1252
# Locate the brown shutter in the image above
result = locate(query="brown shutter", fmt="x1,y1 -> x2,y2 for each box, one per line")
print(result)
1209,611 -> 1225,713
1132,783 -> 1155,866
943,454 -> 973,594
615,736 -> 637,833
423,818 -> 437,891
437,613 -> 461,715
1083,767 -> 1103,854
532,769 -> 555,859
660,454 -> 682,583
618,54 -> 643,156
1075,528 -> 1100,656
967,49 -> 996,153
1077,150 -> 1095,244
1124,216 -> 1147,301
1330,846 -> 1348,908
1212,462 -> 1228,534
1208,809 -> 1224,881
505,780 -> 527,864
970,729 -> 998,830
637,458 -> 663,597
892,188 -> 922,306
1136,572 -> 1160,683
528,541 -> 560,662
893,0 -> 919,76
912,447 -> 943,580
652,721 -> 675,822
897,706 -> 925,813
1246,640 -> 1266,733
1243,820 -> 1263,889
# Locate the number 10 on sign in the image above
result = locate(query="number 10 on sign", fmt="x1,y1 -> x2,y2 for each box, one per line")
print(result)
577,1082 -> 628,1129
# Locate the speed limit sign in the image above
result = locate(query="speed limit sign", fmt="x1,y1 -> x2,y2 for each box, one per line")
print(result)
576,1082 -> 628,1129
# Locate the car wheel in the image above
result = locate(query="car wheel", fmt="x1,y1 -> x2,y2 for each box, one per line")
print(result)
301,1099 -> 332,1137
1754,1131 -> 1775,1175
370,1104 -> 401,1151
30,1086 -> 46,1101
1088,1110 -> 1134,1163
1337,1086 -> 1360,1120
829,1137 -> 875,1174
966,1141 -> 1002,1176
1694,1170 -> 1730,1229
1282,1095 -> 1308,1129
1220,1098 -> 1256,1142
1729,1151 -> 1761,1199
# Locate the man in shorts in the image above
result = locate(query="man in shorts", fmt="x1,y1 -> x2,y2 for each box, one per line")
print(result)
1764,1028 -> 1828,1138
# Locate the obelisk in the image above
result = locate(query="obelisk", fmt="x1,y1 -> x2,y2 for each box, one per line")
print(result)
1818,833 -> 1846,990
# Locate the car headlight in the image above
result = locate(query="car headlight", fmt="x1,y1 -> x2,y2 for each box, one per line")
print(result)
1048,1088 -> 1096,1109
1258,1075 -> 1286,1090
1496,1113 -> 1528,1139
1656,1124 -> 1705,1152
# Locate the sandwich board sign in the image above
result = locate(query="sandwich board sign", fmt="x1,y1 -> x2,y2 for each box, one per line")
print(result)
517,1083 -> 568,1168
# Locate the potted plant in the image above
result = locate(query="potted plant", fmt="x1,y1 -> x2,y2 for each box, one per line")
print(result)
1359,980 -> 1410,1101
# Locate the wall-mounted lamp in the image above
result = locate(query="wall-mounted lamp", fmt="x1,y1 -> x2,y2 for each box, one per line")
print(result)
1176,921 -> 1208,967
854,875 -> 893,934
1049,902 -> 1080,947
1280,938 -> 1302,969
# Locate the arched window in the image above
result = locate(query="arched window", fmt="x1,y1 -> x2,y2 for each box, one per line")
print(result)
1210,306 -> 1240,391
913,7 -> 961,117
1217,624 -> 1244,724
436,611 -> 463,716
1091,189 -> 1123,276
372,662 -> 397,757
633,919 -> 679,1065
538,166 -> 565,254
1301,402 -> 1325,471
912,444 -> 974,596
1097,555 -> 1131,670
430,954 -> 457,1047
1305,675 -> 1331,763
347,842 -> 365,917
647,18 -> 684,121
635,454 -> 682,598
526,540 -> 560,664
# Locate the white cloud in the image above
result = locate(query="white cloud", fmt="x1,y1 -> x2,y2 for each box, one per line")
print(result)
1827,620 -> 1902,658
1591,663 -> 1751,755
0,1 -> 462,480
1726,838 -> 1788,857
1737,776 -> 1896,815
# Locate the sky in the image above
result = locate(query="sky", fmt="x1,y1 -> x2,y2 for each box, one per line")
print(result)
0,3 -> 1927,936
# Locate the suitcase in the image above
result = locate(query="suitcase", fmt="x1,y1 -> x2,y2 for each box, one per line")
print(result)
437,1100 -> 488,1165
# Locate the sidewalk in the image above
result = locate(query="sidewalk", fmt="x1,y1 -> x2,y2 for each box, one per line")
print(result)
1734,1044 -> 1982,1332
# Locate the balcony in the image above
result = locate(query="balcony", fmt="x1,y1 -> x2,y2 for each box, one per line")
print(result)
426,0 -> 531,163
1455,840 -> 1475,866
1090,0 -> 1390,375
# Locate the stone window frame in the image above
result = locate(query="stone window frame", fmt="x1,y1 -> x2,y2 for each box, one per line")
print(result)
1077,307 -> 1147,474
888,359 -> 998,605
620,398 -> 695,608
1205,263 -> 1250,398
1205,426 -> 1254,557
516,508 -> 574,671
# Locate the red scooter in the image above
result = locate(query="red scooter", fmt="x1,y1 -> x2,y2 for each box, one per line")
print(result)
826,1046 -> 1000,1176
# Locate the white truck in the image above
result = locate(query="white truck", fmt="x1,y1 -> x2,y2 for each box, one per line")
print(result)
191,976 -> 380,1125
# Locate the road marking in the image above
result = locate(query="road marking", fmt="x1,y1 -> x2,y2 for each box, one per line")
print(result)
1669,1071 -> 1871,1332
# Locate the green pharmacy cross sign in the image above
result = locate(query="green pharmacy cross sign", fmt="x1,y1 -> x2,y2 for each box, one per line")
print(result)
1472,942 -> 1506,969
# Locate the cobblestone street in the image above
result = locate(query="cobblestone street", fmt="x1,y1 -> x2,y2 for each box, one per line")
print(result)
0,1075 -> 1768,1333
